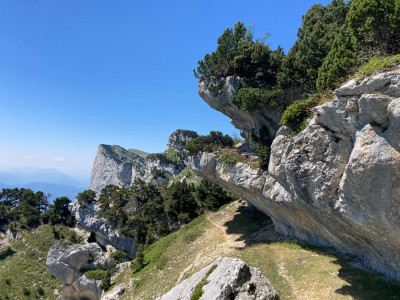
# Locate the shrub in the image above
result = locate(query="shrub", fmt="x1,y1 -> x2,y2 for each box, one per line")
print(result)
131,245 -> 145,274
255,145 -> 270,170
110,250 -> 128,263
185,131 -> 234,156
76,190 -> 96,208
232,86 -> 284,111
280,99 -> 315,132
84,268 -> 115,291
317,28 -> 356,91
67,231 -> 80,244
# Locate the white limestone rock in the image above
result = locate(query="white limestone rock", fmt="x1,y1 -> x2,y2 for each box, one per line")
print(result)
69,202 -> 137,256
191,69 -> 400,280
198,76 -> 285,140
46,241 -> 116,300
159,257 -> 279,300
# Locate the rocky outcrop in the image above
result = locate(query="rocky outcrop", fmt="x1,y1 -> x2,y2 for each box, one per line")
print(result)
89,130 -> 197,194
69,202 -> 137,256
159,257 -> 279,300
46,241 -> 116,300
191,69 -> 400,280
167,129 -> 198,151
89,145 -> 144,195
199,76 -> 285,140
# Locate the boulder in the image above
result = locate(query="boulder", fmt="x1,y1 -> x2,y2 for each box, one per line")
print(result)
159,257 -> 279,300
46,241 -> 116,300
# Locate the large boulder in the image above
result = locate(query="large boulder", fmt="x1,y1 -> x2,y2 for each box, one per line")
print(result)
159,257 -> 279,300
46,241 -> 116,300
190,69 -> 400,280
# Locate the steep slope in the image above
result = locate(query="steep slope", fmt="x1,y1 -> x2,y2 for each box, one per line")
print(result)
190,69 -> 400,280
102,201 -> 400,300
0,225 -> 84,299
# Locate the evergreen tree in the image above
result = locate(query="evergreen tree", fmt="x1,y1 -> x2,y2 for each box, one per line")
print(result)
347,0 -> 400,55
278,0 -> 349,90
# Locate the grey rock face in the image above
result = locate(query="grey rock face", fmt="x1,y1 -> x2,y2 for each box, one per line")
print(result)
90,130 -> 197,195
46,241 -> 116,300
190,69 -> 400,280
159,257 -> 279,300
69,202 -> 137,256
198,76 -> 285,140
89,144 -> 144,196
167,129 -> 199,151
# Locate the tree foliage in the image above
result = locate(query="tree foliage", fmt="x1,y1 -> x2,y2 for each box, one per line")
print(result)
194,22 -> 284,110
98,179 -> 237,248
278,0 -> 349,90
347,0 -> 400,55
185,131 -> 234,156
77,190 -> 96,208
0,188 -> 50,229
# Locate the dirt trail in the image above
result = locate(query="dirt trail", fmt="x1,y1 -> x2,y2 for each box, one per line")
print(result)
206,214 -> 245,249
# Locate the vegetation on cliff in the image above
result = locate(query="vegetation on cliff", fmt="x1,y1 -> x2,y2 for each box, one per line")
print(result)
195,0 -> 400,128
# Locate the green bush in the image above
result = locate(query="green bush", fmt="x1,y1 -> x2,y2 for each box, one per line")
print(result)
317,28 -> 356,91
131,245 -> 145,274
84,268 -> 115,291
67,231 -> 80,244
110,250 -> 128,263
232,86 -> 284,111
76,190 -> 96,208
280,99 -> 315,132
185,131 -> 234,156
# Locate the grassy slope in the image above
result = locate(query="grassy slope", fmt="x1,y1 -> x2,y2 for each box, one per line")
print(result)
108,201 -> 400,300
128,149 -> 150,159
0,225 -> 76,300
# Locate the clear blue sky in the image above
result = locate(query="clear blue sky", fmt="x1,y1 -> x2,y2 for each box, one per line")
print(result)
0,0 -> 331,180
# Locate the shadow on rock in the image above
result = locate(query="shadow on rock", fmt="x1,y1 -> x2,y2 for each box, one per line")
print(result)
223,204 -> 400,300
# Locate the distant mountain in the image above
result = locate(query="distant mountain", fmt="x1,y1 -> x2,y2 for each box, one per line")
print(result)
0,182 -> 84,202
0,167 -> 83,187
0,167 -> 89,201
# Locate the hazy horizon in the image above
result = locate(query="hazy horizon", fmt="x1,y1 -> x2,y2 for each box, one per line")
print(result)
1,0 -> 332,175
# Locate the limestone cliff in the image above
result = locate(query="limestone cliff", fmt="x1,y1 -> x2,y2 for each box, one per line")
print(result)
89,129 -> 199,195
191,69 -> 400,280
199,76 -> 285,139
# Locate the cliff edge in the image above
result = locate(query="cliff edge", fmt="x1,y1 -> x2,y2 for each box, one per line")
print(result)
190,69 -> 400,280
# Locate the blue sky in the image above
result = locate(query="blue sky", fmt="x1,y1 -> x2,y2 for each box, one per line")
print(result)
0,0 -> 331,180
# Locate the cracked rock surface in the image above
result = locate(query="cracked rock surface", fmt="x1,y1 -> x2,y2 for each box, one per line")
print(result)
159,257 -> 279,300
46,241 -> 116,300
191,69 -> 400,280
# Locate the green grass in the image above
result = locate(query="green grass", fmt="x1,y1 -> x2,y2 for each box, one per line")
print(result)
190,264 -> 217,300
110,201 -> 400,300
0,224 -> 75,299
128,148 -> 150,159
356,54 -> 400,80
